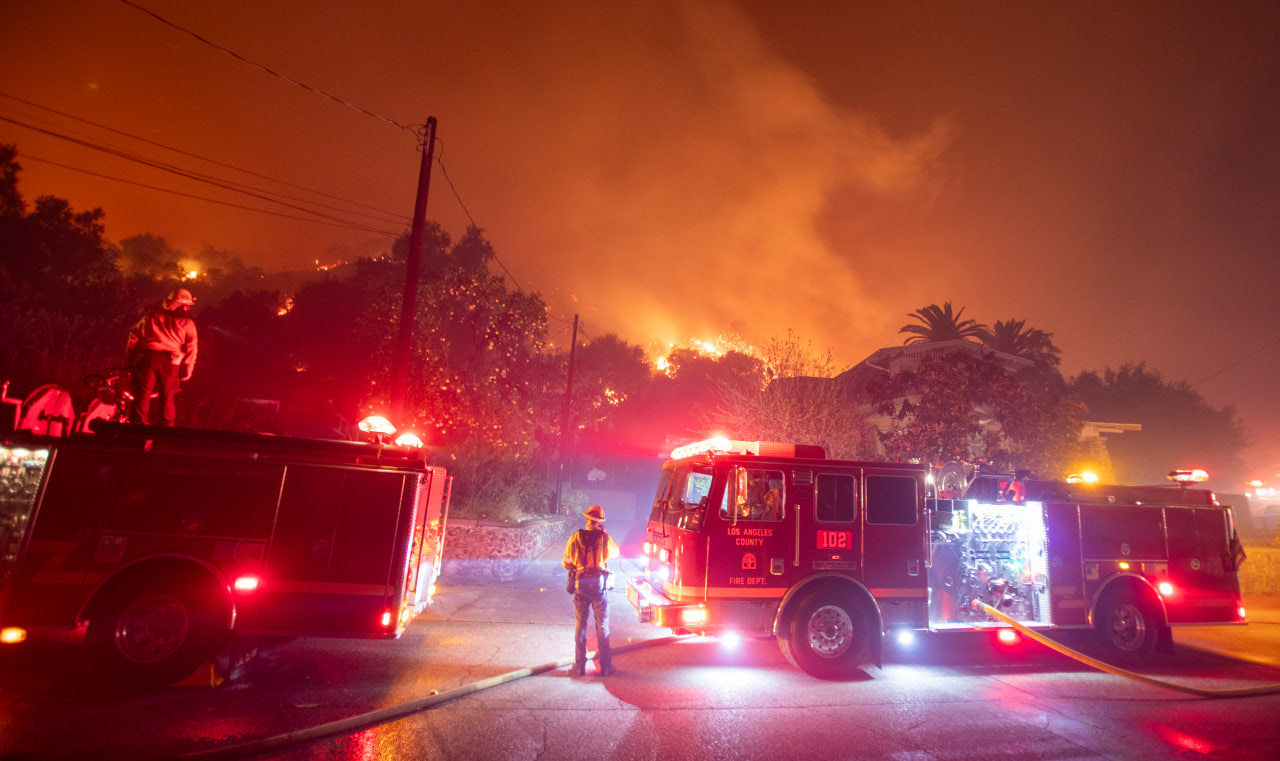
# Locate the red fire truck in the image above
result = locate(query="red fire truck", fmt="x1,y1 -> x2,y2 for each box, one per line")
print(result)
627,438 -> 1246,678
0,421 -> 450,685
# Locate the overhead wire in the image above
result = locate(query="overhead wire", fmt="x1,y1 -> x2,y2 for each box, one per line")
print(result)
20,153 -> 398,236
119,0 -> 542,302
0,109 -> 402,229
117,0 -> 416,134
105,1 -> 569,322
1193,334 -> 1280,387
433,137 -> 527,293
0,91 -> 407,225
1,115 -> 399,236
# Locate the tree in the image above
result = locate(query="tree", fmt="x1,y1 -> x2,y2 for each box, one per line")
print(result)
870,350 -> 1013,464
986,370 -> 1088,478
1069,363 -> 1247,490
568,333 -> 653,435
296,225 -> 554,455
702,331 -> 876,460
868,349 -> 1086,476
0,144 -> 123,318
0,143 -> 23,217
899,302 -> 988,345
980,319 -> 1061,368
118,233 -> 185,281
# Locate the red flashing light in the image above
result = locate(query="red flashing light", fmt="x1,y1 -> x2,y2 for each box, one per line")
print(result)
1157,581 -> 1175,597
233,575 -> 260,592
996,629 -> 1020,645
681,607 -> 707,625
380,610 -> 393,627
394,431 -> 424,448
359,416 -> 397,435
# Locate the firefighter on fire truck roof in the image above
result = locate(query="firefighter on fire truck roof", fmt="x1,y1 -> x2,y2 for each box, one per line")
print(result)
562,504 -> 619,677
126,288 -> 198,427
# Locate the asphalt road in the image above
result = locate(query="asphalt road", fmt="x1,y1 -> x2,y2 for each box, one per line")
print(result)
2,548 -> 1279,761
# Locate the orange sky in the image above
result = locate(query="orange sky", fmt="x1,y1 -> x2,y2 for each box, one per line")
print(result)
2,0 -> 1279,477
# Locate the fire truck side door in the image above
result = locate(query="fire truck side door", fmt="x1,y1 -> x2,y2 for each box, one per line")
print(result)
712,465 -> 788,594
258,465 -> 406,634
861,471 -> 927,624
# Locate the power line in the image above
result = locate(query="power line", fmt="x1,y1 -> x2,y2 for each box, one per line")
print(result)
114,3 -> 530,301
116,3 -> 529,297
47,5 -> 550,314
117,0 -> 416,133
2,115 -> 398,235
433,138 -> 526,293
1194,335 -> 1280,387
0,91 -> 410,225
22,153 -> 398,236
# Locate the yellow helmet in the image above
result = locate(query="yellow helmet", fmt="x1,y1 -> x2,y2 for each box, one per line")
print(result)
164,288 -> 196,310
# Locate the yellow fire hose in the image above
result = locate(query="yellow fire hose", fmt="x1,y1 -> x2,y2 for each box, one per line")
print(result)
169,635 -> 685,761
979,603 -> 1280,699
137,606 -> 1280,759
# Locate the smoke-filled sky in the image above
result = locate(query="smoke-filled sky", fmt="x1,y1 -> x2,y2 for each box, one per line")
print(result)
3,1 -> 1279,477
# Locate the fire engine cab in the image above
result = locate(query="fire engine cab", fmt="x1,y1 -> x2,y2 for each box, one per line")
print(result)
1,421 -> 450,686
628,438 -> 1246,678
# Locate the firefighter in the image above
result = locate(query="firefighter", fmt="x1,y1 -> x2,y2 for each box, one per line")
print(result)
126,288 -> 198,427
562,504 -> 619,677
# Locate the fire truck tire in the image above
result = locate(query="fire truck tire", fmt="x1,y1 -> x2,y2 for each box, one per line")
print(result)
85,571 -> 232,687
778,588 -> 871,679
1091,586 -> 1161,663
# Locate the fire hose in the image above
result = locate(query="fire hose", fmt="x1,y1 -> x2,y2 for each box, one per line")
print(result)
158,608 -> 1280,760
979,603 -> 1280,699
168,635 -> 685,761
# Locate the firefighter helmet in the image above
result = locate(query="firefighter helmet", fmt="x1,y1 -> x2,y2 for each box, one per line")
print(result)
164,288 -> 196,310
583,505 -> 606,522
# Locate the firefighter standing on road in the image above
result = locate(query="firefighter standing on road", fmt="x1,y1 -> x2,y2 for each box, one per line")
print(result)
126,288 -> 198,427
562,505 -> 619,677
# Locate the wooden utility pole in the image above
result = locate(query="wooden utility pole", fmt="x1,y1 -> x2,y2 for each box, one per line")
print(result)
390,116 -> 437,422
554,314 -> 579,513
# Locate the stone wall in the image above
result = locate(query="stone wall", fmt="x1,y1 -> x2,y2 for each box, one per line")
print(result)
441,515 -> 576,581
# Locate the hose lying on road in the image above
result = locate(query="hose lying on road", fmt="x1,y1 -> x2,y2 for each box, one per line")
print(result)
169,635 -> 686,761
979,603 -> 1280,699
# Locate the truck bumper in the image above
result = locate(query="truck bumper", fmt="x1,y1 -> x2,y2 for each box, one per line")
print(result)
626,576 -> 706,630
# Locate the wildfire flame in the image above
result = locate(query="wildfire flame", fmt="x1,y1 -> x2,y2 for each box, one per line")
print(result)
650,335 -> 759,377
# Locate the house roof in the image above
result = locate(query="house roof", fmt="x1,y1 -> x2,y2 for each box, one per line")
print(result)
836,339 -> 1033,397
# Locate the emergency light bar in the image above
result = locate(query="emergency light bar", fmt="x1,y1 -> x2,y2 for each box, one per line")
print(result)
359,416 -> 397,435
669,438 -> 826,460
670,437 -> 732,460
1167,468 -> 1209,484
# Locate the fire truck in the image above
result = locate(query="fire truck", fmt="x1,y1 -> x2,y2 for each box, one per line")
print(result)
627,438 -> 1246,678
0,421 -> 450,686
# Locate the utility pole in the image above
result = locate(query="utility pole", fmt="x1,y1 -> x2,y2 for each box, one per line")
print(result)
554,314 -> 579,513
390,117 -> 437,423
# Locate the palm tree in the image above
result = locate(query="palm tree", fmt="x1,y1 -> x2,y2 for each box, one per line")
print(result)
899,302 -> 988,345
980,319 -> 1061,367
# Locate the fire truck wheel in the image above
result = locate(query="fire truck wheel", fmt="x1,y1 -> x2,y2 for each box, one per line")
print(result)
779,589 -> 871,679
85,571 -> 231,687
1092,587 -> 1160,662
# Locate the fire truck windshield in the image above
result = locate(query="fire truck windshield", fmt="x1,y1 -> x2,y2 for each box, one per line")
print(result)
650,464 -> 715,531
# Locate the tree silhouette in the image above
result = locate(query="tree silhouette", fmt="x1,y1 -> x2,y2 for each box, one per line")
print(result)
1069,363 -> 1247,489
703,331 -> 875,460
868,349 -> 1085,476
981,318 -> 1061,367
899,302 -> 987,344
